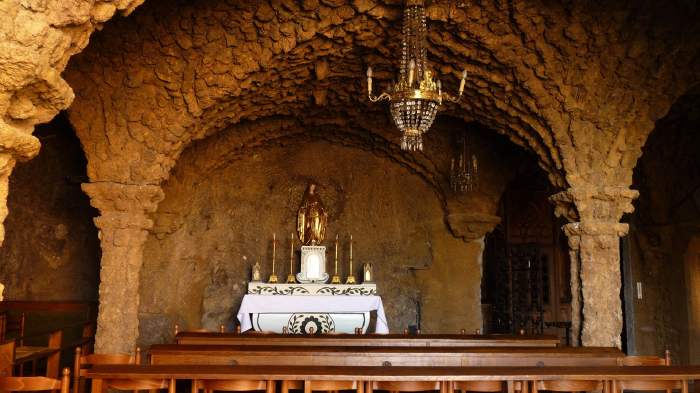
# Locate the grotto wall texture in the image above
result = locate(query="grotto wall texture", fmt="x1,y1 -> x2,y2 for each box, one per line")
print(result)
0,114 -> 100,301
136,117 -> 524,346
0,0 -> 697,351
59,0 -> 699,349
625,90 -> 700,364
0,0 -> 145,246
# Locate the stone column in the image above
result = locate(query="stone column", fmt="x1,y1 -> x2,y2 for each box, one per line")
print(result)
82,182 -> 164,354
551,187 -> 638,348
564,232 -> 582,346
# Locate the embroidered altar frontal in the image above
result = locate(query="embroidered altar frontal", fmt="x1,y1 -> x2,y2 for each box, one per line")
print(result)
238,283 -> 387,334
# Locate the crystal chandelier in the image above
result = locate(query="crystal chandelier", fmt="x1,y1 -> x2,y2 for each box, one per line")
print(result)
450,132 -> 478,193
366,0 -> 467,151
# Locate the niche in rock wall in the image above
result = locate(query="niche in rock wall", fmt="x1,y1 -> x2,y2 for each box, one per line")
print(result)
0,113 -> 100,301
626,89 -> 700,364
137,139 -> 484,345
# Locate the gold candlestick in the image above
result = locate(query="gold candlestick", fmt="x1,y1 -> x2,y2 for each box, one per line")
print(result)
268,233 -> 278,283
286,232 -> 296,283
331,234 -> 341,284
346,234 -> 357,284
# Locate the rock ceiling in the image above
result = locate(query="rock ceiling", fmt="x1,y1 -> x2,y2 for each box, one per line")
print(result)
3,0 -> 700,192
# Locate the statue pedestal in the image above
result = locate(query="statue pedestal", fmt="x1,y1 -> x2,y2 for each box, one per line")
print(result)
296,245 -> 328,283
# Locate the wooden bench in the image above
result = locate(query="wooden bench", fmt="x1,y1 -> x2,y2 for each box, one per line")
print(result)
174,333 -> 560,347
86,364 -> 700,393
148,345 -> 623,367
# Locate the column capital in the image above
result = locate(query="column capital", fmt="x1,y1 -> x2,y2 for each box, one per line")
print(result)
82,182 -> 164,214
446,212 -> 501,241
563,221 -> 630,238
82,182 -> 164,231
550,186 -> 639,223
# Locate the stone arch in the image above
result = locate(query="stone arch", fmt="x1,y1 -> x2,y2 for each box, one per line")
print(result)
0,0 -> 697,349
137,112 -> 532,343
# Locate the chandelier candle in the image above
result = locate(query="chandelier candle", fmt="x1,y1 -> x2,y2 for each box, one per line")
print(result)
366,0 -> 467,151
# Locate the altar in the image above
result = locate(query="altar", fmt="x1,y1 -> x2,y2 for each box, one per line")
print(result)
237,183 -> 388,334
237,283 -> 389,334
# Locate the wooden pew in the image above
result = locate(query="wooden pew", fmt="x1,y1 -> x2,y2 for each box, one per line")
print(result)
85,364 -> 700,388
174,333 -> 560,348
149,345 -> 623,367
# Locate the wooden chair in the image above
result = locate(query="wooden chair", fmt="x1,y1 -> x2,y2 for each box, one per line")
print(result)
12,329 -> 62,378
614,350 -> 686,393
453,380 -> 527,393
617,356 -> 666,366
281,379 -> 362,393
367,381 -> 442,393
533,380 -> 605,393
92,376 -> 172,393
617,349 -> 671,366
612,380 -> 687,393
0,312 -> 7,343
0,367 -> 69,393
452,381 -> 506,393
80,322 -> 95,355
80,347 -> 169,393
193,379 -> 275,393
45,329 -> 63,379
0,340 -> 15,377
73,347 -> 141,393
6,313 -> 26,346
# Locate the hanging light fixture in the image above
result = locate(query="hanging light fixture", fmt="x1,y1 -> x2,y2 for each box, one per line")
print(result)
366,0 -> 467,151
450,130 -> 478,193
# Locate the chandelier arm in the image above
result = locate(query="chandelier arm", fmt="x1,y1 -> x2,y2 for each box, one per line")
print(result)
442,92 -> 463,103
368,92 -> 392,102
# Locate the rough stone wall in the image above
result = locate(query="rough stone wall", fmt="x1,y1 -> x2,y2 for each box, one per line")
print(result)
626,90 -> 700,363
136,117 -> 523,345
0,0 -> 696,349
0,0 -> 145,247
0,114 -> 99,301
138,141 -> 471,344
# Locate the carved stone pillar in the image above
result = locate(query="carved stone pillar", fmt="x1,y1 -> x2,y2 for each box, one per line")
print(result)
564,232 -> 582,346
551,187 -> 638,348
82,182 -> 164,354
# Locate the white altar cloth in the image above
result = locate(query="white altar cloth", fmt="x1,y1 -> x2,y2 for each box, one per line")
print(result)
236,294 -> 389,334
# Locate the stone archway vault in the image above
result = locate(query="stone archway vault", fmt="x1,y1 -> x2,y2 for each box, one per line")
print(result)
0,0 -> 699,350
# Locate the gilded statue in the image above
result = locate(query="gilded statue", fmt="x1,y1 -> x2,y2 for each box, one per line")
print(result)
297,183 -> 328,245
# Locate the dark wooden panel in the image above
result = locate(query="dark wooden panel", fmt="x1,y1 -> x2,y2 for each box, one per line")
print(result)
149,345 -> 622,367
175,333 -> 560,347
87,364 -> 700,380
